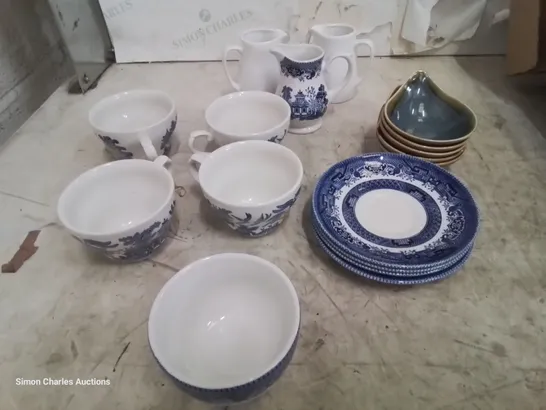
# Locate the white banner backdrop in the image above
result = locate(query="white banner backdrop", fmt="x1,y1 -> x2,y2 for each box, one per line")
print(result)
98,0 -> 508,62
99,0 -> 297,62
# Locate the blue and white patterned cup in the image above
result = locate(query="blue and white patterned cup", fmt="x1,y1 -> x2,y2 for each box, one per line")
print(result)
189,140 -> 303,237
57,156 -> 175,262
89,90 -> 177,160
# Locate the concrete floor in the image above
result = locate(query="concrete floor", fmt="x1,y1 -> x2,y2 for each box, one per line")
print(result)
0,57 -> 545,409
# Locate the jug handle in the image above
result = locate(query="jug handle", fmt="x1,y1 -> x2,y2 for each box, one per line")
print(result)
325,54 -> 356,101
305,27 -> 318,44
188,152 -> 210,183
276,29 -> 290,43
355,34 -> 375,59
138,132 -> 159,160
222,45 -> 243,91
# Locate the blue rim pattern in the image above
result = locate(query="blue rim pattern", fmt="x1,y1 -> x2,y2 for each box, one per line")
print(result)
312,203 -> 474,275
342,179 -> 442,248
153,329 -> 299,405
314,230 -> 472,285
312,216 -> 473,276
312,153 -> 480,270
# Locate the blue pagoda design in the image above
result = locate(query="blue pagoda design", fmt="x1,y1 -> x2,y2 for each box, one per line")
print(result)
281,84 -> 328,121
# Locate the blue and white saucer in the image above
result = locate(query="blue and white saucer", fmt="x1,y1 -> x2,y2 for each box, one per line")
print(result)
314,229 -> 472,285
312,153 -> 479,271
312,216 -> 472,276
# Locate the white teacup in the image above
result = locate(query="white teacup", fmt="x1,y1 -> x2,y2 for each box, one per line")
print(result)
57,156 -> 175,261
89,90 -> 178,160
189,141 -> 303,237
188,91 -> 290,154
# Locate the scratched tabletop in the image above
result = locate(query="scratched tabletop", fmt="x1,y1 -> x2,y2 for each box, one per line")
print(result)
0,58 -> 545,410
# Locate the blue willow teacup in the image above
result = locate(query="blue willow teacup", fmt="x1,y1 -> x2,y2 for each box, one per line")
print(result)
89,90 -> 178,160
189,140 -> 303,237
57,156 -> 175,261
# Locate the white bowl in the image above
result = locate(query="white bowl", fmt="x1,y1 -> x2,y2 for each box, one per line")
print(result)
57,156 -> 175,261
148,253 -> 300,404
189,140 -> 303,237
89,89 -> 177,160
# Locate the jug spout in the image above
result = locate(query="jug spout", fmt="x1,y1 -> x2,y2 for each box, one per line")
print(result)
306,24 -> 327,42
270,46 -> 287,63
273,28 -> 290,43
270,44 -> 324,63
311,24 -> 327,35
308,23 -> 356,42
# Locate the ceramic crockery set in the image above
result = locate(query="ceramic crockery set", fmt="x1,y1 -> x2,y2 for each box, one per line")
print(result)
222,24 -> 375,134
57,78 -> 303,405
56,24 -> 480,406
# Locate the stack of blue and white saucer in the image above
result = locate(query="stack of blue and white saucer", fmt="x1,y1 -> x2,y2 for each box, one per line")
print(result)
311,153 -> 480,285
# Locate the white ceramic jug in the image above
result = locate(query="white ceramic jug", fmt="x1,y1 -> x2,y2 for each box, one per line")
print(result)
307,23 -> 375,104
270,44 -> 355,134
223,28 -> 289,93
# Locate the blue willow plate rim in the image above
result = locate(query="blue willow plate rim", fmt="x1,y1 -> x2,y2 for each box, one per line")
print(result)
312,152 -> 480,269
314,229 -> 472,285
312,217 -> 473,276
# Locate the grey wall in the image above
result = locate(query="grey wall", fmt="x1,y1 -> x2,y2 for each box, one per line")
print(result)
0,0 -> 73,146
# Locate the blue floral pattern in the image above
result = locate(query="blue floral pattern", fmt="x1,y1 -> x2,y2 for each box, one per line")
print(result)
281,85 -> 328,121
312,153 -> 479,268
280,58 -> 321,81
268,130 -> 287,144
82,201 -> 175,261
161,117 -> 177,154
82,238 -> 119,249
98,135 -> 133,159
211,188 -> 301,237
98,116 -> 176,159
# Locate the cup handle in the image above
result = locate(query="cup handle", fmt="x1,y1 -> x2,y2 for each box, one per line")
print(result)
355,36 -> 375,59
222,45 -> 243,91
153,155 -> 171,168
325,54 -> 356,101
188,152 -> 210,183
139,133 -> 159,160
188,130 -> 213,154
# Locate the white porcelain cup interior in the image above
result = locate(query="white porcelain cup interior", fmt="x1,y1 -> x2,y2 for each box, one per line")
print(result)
242,28 -> 285,43
322,24 -> 355,37
193,141 -> 302,207
89,90 -> 174,133
58,158 -> 173,237
207,91 -> 290,137
148,253 -> 300,389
